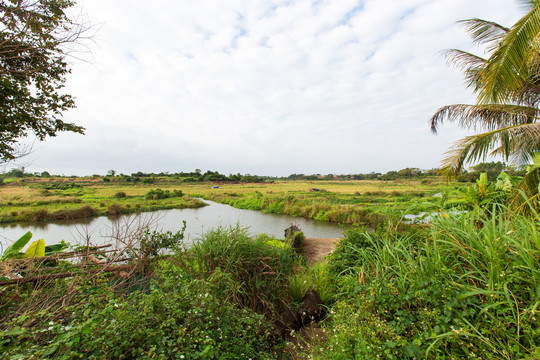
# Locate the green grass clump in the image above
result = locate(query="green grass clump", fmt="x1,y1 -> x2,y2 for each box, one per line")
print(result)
289,261 -> 335,305
177,226 -> 300,317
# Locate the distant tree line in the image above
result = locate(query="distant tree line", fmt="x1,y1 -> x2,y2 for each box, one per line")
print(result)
1,163 -> 525,183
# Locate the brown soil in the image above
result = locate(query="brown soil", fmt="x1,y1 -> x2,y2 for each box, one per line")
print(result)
283,322 -> 328,359
303,238 -> 340,265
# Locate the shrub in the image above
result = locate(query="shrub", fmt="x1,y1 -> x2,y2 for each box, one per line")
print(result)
1,267 -> 282,359
114,191 -> 126,198
145,188 -> 183,200
107,203 -> 123,215
31,209 -> 50,221
51,206 -> 96,220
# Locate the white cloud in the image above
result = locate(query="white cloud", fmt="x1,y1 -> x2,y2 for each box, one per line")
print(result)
20,0 -> 524,176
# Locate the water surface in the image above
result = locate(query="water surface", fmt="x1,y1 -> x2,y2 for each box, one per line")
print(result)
0,199 -> 343,251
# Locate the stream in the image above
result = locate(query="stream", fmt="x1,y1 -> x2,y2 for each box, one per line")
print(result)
0,199 -> 344,252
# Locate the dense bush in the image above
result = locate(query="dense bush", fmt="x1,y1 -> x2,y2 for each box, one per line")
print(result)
114,191 -> 126,198
107,203 -> 123,215
0,228 -> 294,359
1,268 -> 281,359
145,188 -> 183,200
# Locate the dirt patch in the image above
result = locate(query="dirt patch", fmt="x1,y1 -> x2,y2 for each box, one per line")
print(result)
283,322 -> 329,359
303,238 -> 340,265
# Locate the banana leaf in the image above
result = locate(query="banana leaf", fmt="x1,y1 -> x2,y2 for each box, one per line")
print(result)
0,231 -> 32,261
44,240 -> 69,256
25,239 -> 46,258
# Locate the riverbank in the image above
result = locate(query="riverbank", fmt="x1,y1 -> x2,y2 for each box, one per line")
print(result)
0,181 -> 207,224
0,177 -> 466,226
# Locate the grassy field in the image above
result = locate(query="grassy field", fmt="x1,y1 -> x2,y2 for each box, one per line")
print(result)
0,176 -> 467,226
188,177 -> 467,226
0,177 -> 206,224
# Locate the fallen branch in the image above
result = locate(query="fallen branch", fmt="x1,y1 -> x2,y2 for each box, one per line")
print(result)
0,264 -> 133,286
1,247 -> 117,266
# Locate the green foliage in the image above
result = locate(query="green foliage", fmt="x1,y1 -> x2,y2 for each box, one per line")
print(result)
458,172 -> 515,216
178,226 -> 299,317
114,191 -> 126,198
0,231 -> 32,260
24,239 -> 45,258
44,240 -> 69,256
289,261 -> 335,305
205,192 -> 388,226
0,0 -> 85,162
1,233 -> 68,261
1,267 -> 282,359
430,6 -> 540,175
138,223 -> 186,258
311,207 -> 540,359
107,203 -> 123,215
145,188 -> 184,200
327,227 -> 382,276
0,228 -> 294,359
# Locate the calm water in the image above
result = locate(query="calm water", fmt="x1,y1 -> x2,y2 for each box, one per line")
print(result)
0,199 -> 344,252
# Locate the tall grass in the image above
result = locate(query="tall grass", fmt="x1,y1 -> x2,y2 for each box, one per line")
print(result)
205,192 -> 388,226
316,205 -> 540,359
176,226 -> 300,317
289,261 -> 335,305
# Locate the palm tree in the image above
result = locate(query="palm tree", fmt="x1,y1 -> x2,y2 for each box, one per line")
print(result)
430,2 -> 540,176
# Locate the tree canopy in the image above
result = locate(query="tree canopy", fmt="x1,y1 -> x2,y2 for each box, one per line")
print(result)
0,0 -> 86,163
430,2 -> 540,175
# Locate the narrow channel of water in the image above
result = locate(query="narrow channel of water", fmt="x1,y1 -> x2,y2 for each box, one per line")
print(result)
0,199 -> 344,252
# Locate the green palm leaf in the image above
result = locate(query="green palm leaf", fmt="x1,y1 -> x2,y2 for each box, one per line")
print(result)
478,4 -> 540,103
430,104 -> 538,134
458,18 -> 509,51
439,123 -> 540,175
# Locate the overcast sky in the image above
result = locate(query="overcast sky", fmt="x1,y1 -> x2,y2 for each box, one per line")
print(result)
16,0 -> 524,176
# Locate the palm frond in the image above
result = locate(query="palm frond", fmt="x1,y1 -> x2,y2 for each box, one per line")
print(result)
514,80 -> 540,106
444,49 -> 486,70
458,18 -> 509,52
439,123 -> 540,175
517,0 -> 540,11
508,165 -> 540,215
430,104 -> 538,134
478,4 -> 540,103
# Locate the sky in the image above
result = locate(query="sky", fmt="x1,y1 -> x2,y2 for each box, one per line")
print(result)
14,0 -> 525,177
